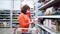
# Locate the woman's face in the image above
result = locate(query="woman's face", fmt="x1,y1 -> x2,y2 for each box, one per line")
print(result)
26,9 -> 30,13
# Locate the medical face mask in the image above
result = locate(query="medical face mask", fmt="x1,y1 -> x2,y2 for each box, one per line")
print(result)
26,10 -> 30,13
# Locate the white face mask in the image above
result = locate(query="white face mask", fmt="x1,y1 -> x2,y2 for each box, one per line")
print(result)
26,10 -> 28,13
26,9 -> 30,13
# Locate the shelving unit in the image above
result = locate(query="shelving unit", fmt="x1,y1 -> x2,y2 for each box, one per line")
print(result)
39,0 -> 60,10
36,0 -> 60,34
0,26 -> 10,28
37,24 -> 60,34
13,14 -> 19,15
0,10 -> 11,28
12,22 -> 19,24
0,0 -> 22,28
0,14 -> 10,15
12,10 -> 20,28
37,15 -> 60,18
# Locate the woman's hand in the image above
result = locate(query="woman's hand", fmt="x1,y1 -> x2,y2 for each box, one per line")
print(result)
29,19 -> 34,24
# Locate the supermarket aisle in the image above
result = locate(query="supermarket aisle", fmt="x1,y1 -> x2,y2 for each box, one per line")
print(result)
0,28 -> 14,34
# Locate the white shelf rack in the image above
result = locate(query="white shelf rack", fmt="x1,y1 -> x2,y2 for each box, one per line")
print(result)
35,0 -> 60,34
0,10 -> 11,28
37,15 -> 60,18
39,0 -> 60,10
0,22 -> 10,23
0,19 -> 10,20
0,17 -> 10,18
12,19 -> 18,20
13,22 -> 19,24
37,24 -> 60,34
0,14 -> 10,15
13,14 -> 19,15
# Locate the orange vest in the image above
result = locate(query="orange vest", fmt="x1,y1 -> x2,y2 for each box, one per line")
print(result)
18,13 -> 30,32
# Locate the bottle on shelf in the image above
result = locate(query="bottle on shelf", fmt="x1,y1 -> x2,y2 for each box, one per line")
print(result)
3,22 -> 7,27
6,23 -> 10,27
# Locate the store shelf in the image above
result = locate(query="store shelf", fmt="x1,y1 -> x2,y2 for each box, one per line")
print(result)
37,15 -> 60,18
0,22 -> 10,23
13,14 -> 19,15
12,21 -> 19,22
0,19 -> 10,20
39,0 -> 60,10
13,19 -> 18,20
0,16 -> 10,18
0,14 -> 10,15
12,17 -> 18,19
0,27 -> 10,28
37,24 -> 60,34
12,22 -> 19,24
0,22 -> 19,24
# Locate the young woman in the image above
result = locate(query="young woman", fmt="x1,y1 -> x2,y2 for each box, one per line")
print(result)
18,5 -> 32,34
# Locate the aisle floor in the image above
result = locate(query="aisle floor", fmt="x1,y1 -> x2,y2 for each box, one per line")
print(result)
0,28 -> 14,34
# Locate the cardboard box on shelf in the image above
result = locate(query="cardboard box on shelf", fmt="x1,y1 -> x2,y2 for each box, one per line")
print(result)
51,22 -> 60,32
0,23 -> 4,27
58,23 -> 60,32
